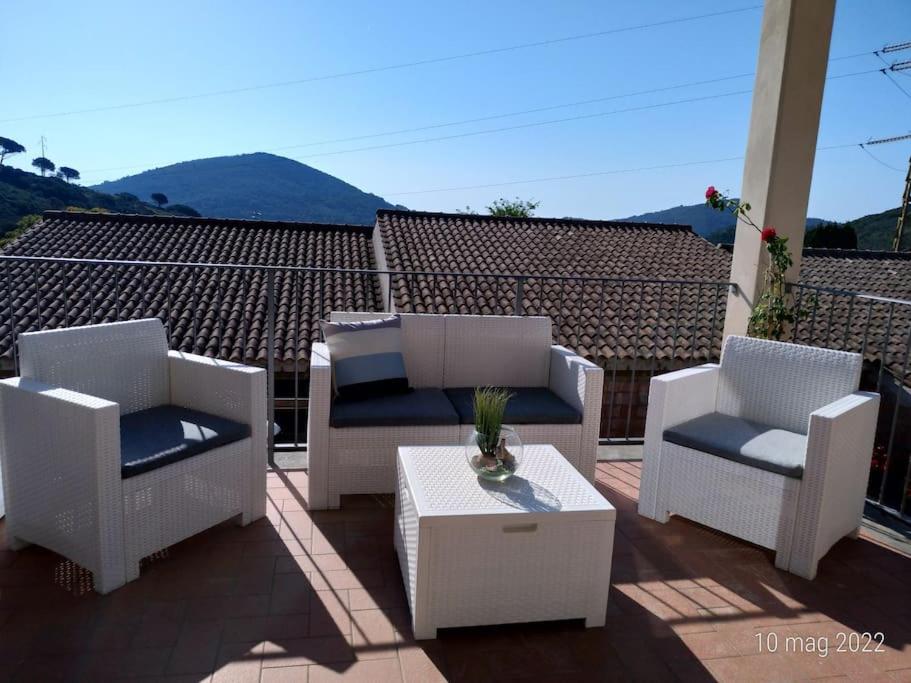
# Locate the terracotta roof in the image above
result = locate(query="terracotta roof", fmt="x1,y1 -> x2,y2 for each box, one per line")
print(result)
795,249 -> 911,381
800,249 -> 911,300
716,245 -> 911,379
3,209 -> 909,381
376,209 -> 733,365
0,211 -> 382,370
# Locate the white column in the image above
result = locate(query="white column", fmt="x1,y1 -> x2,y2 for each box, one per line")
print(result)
724,0 -> 836,337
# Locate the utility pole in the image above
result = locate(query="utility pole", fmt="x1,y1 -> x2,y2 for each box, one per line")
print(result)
892,156 -> 911,252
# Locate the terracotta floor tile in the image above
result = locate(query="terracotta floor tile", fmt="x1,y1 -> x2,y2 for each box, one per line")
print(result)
132,614 -> 185,648
307,568 -> 383,592
261,636 -> 355,668
309,658 -> 402,682
309,589 -> 351,637
350,608 -> 398,660
279,510 -> 314,541
260,664 -> 310,682
166,619 -> 224,674
1,464 -> 909,681
221,614 -> 310,643
348,585 -> 406,612
397,642 -> 447,683
269,572 -> 314,616
212,640 -> 264,683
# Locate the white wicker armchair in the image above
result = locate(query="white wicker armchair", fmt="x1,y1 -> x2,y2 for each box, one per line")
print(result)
639,335 -> 880,579
0,319 -> 267,593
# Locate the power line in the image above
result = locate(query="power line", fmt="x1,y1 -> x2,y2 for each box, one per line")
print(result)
0,5 -> 763,124
283,68 -> 877,160
283,90 -> 754,160
384,156 -> 747,196
79,72 -> 760,175
882,69 -> 911,100
859,145 -> 905,172
79,66 -> 880,179
380,142 -> 864,196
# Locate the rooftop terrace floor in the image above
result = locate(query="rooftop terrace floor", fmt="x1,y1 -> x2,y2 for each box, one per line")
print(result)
1,462 -> 909,682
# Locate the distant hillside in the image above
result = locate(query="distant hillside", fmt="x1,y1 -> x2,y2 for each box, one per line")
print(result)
93,153 -> 404,225
0,165 -> 197,235
620,202 -> 827,243
850,207 -> 902,251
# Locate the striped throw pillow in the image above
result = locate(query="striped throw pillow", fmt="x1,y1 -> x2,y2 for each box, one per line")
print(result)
320,315 -> 410,400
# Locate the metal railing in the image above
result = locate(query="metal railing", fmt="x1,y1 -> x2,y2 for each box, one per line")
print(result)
0,254 -> 733,455
792,283 -> 911,521
2,253 -> 908,522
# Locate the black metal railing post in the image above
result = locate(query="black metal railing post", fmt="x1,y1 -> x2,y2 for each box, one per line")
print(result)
266,269 -> 276,464
514,276 -> 525,316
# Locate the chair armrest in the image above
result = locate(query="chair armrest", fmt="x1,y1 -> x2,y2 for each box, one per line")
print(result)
307,342 -> 333,509
0,377 -> 124,588
168,351 -> 266,424
548,345 -> 603,481
789,391 -> 880,579
168,351 -> 268,520
639,364 -> 720,519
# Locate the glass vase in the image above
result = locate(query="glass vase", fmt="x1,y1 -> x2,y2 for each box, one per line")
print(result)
465,425 -> 523,482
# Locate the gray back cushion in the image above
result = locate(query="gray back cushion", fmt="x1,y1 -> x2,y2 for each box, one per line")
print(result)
321,315 -> 409,397
329,312 -> 444,387
716,335 -> 861,434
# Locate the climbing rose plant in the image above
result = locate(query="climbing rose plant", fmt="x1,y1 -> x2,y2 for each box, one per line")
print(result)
705,186 -> 799,340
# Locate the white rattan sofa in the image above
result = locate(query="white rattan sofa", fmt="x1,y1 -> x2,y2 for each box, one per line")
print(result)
308,313 -> 604,510
638,335 -> 880,579
0,319 -> 267,593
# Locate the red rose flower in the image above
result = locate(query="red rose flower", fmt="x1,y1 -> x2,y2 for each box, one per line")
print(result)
705,185 -> 716,200
761,227 -> 777,242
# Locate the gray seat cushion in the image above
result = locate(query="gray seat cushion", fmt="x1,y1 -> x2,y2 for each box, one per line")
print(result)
120,405 -> 251,479
330,388 -> 459,428
663,412 -> 807,479
444,387 -> 583,425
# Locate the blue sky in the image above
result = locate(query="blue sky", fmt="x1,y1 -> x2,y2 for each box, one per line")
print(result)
2,0 -> 910,222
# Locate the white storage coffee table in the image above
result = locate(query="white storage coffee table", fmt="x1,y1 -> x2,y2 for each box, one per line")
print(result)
394,444 -> 615,639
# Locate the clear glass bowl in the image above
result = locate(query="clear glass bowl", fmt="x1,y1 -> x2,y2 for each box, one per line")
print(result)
465,425 -> 523,482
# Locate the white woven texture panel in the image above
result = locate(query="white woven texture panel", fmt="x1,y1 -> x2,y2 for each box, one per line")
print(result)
123,439 -> 248,566
329,426 -> 460,497
789,391 -> 879,579
0,377 -> 123,588
716,336 -> 861,434
401,444 -> 607,515
660,442 -> 799,554
307,344 -> 333,509
394,458 -> 420,614
18,318 -> 170,415
442,315 -> 552,387
426,521 -> 605,627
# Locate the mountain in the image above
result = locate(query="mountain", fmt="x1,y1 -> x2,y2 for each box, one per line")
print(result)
620,202 -> 827,243
0,165 -> 198,236
92,153 -> 403,225
849,207 -> 902,251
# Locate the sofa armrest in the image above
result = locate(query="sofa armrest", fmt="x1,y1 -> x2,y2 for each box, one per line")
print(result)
0,377 -> 125,590
168,351 -> 268,520
789,391 -> 880,579
639,364 -> 720,519
307,342 -> 333,509
548,345 -> 603,481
